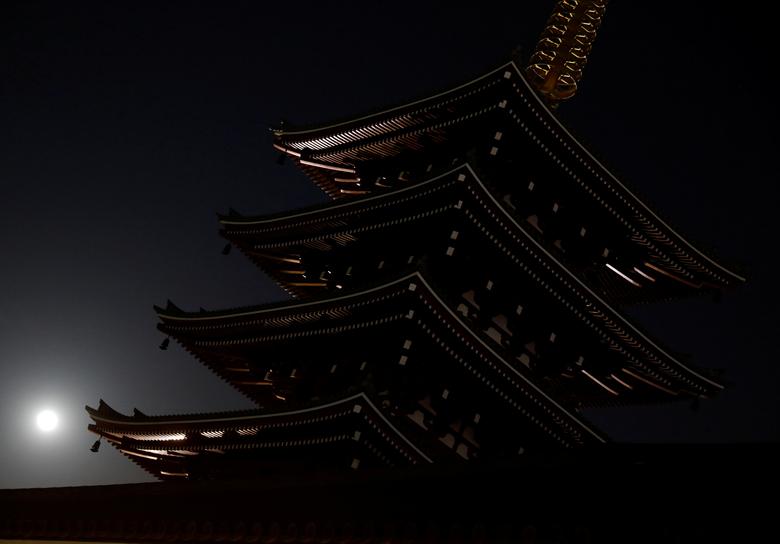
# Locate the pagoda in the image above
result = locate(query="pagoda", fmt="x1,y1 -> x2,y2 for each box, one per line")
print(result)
87,0 -> 743,481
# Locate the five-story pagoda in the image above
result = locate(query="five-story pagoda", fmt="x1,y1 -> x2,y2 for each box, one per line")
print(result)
87,0 -> 743,481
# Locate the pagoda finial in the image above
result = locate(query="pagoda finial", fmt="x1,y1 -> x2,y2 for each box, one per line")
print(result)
526,0 -> 608,106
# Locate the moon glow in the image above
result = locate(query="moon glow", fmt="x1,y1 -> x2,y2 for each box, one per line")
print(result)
36,410 -> 59,432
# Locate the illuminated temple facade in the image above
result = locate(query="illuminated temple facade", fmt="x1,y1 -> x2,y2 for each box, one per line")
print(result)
86,2 -> 743,482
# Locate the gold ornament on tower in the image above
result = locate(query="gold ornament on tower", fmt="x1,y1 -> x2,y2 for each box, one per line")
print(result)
526,0 -> 608,105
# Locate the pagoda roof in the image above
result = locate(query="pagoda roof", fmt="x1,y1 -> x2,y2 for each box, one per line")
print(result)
87,392 -> 432,479
274,63 -> 510,154
272,60 -> 744,292
212,165 -> 725,401
220,163 -> 719,305
157,268 -> 719,431
158,270 -> 612,448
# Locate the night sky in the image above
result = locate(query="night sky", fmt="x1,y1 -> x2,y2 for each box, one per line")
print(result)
1,2 -> 777,488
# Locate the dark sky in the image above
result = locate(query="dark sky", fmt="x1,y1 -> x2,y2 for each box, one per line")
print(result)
1,2 -> 777,488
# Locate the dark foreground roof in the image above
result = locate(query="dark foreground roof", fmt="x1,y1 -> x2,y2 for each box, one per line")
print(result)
1,444 -> 777,543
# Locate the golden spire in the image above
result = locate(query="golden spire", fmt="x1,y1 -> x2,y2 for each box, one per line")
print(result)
526,0 -> 608,105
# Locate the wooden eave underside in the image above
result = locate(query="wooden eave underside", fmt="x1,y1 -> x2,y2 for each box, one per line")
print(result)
87,393 -> 432,477
213,165 -> 724,398
273,61 -> 743,290
158,269 -> 718,443
161,270 -> 716,410
221,163 -> 702,305
159,272 -> 607,447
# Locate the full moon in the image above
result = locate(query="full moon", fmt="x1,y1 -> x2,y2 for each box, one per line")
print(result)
36,410 -> 59,432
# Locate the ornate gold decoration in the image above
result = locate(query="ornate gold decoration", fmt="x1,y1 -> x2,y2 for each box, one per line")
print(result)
526,0 -> 608,105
